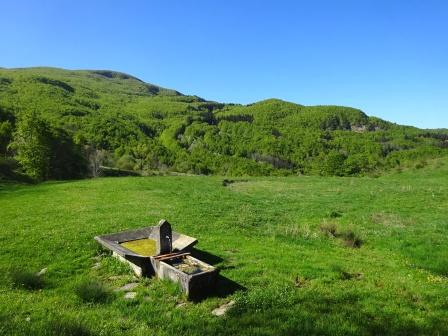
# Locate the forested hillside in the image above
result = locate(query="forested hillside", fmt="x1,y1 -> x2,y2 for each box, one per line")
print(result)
0,67 -> 447,180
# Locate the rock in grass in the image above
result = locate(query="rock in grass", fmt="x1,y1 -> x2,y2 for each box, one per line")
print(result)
212,300 -> 235,316
115,282 -> 139,292
124,292 -> 137,300
36,268 -> 47,276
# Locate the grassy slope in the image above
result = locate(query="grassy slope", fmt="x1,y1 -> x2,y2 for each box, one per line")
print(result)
1,162 -> 447,335
0,67 -> 209,125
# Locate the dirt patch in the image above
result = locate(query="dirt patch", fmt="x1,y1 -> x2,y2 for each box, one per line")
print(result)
222,179 -> 248,187
320,223 -> 363,248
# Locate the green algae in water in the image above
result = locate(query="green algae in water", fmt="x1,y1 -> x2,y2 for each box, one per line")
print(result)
121,238 -> 156,256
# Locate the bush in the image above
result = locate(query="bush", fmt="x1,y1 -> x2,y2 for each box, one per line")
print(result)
10,269 -> 44,290
320,222 -> 337,237
320,224 -> 363,248
321,151 -> 347,176
340,230 -> 363,248
116,154 -> 135,170
75,279 -> 111,303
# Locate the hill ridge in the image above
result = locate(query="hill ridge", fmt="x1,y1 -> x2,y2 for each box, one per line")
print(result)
0,66 -> 447,180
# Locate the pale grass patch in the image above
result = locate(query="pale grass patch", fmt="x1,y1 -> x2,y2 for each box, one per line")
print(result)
427,274 -> 448,284
371,212 -> 415,228
270,223 -> 319,240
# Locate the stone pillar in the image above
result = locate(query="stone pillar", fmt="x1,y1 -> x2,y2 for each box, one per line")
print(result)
154,219 -> 172,255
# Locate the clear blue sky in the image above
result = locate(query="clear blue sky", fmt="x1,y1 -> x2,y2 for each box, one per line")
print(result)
1,0 -> 447,128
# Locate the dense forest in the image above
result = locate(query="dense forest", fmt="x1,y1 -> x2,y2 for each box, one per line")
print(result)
0,67 -> 447,181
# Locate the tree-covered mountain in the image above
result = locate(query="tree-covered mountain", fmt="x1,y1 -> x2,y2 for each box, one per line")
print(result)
0,67 -> 447,180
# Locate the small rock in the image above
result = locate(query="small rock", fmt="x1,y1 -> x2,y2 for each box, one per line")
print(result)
115,282 -> 139,292
212,300 -> 235,316
36,268 -> 47,276
124,292 -> 137,300
25,317 -> 31,322
92,254 -> 104,261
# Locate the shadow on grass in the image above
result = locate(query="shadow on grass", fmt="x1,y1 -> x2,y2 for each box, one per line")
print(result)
10,269 -> 45,290
189,248 -> 246,302
189,274 -> 246,303
218,289 -> 447,336
0,313 -> 93,336
214,274 -> 246,297
191,248 -> 224,265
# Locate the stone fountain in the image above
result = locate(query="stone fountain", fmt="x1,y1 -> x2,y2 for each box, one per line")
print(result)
95,219 -> 218,298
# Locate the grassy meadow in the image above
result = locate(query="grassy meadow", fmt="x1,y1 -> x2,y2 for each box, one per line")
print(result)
0,162 -> 447,335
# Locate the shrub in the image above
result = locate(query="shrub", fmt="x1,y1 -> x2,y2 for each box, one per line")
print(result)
294,275 -> 309,288
320,224 -> 364,248
116,154 -> 135,171
321,151 -> 347,176
340,230 -> 363,248
75,279 -> 111,303
320,222 -> 337,237
10,269 -> 44,290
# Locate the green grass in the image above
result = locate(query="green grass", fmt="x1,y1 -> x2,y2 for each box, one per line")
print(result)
1,162 -> 447,335
10,269 -> 45,290
74,279 -> 111,304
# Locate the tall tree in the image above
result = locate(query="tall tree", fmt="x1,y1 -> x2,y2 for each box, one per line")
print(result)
130,143 -> 150,171
11,111 -> 51,181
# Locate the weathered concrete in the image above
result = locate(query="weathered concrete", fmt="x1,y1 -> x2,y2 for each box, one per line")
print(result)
155,255 -> 218,298
154,219 -> 172,255
94,219 -> 218,299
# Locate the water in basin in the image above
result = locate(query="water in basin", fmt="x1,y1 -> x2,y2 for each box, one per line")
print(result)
121,238 -> 156,256
169,257 -> 210,275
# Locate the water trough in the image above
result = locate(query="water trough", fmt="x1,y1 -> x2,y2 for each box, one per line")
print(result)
94,219 -> 218,298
